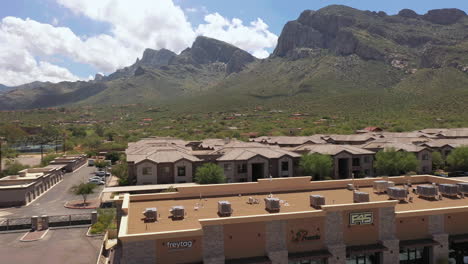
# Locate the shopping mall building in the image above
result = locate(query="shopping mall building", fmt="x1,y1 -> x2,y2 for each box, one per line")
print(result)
115,175 -> 468,264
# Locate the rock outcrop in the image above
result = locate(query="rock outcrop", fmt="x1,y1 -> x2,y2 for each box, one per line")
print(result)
422,8 -> 467,25
140,48 -> 176,67
398,9 -> 419,19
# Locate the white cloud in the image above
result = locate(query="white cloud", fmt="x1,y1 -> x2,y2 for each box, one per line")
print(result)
0,0 -> 278,86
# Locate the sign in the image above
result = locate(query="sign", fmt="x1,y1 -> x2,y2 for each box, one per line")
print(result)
349,212 -> 373,225
166,240 -> 194,249
291,230 -> 321,242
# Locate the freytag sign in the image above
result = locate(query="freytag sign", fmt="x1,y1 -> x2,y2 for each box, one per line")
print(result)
165,240 -> 194,250
349,212 -> 373,225
291,230 -> 321,243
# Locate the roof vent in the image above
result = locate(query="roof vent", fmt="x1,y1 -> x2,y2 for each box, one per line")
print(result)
143,208 -> 157,222
387,187 -> 407,201
457,183 -> 468,194
373,180 -> 388,193
264,197 -> 280,213
439,184 -> 459,197
417,185 -> 438,199
310,195 -> 325,209
170,206 -> 185,219
218,201 -> 232,217
353,191 -> 370,203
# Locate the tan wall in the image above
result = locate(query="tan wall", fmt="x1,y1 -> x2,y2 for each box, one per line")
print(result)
224,222 -> 266,259
156,236 -> 203,264
417,150 -> 432,174
278,156 -> 293,178
396,216 -> 430,241
287,217 -> 325,253
359,155 -> 374,177
343,208 -> 380,246
173,160 -> 193,183
136,161 -> 157,185
445,212 -> 468,235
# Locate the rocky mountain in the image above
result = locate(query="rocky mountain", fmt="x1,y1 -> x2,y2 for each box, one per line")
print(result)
1,5 -> 468,112
0,84 -> 9,93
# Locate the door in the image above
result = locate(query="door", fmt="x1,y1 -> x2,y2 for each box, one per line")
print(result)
338,158 -> 350,179
252,163 -> 264,182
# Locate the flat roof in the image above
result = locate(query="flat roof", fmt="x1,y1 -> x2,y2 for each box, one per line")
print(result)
125,177 -> 468,235
103,183 -> 198,193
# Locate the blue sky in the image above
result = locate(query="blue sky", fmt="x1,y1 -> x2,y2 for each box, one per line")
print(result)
1,0 -> 467,86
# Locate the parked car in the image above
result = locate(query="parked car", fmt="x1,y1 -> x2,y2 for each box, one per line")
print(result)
95,171 -> 110,177
88,159 -> 95,166
88,178 -> 105,185
89,176 -> 104,181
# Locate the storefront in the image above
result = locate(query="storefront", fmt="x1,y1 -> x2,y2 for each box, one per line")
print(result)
288,249 -> 331,264
449,234 -> 468,264
398,239 -> 435,264
345,244 -> 387,264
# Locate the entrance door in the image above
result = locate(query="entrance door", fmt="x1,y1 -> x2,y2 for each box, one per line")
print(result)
399,247 -> 430,264
252,163 -> 264,182
338,158 -> 349,179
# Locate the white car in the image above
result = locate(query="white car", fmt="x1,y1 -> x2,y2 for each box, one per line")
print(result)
88,178 -> 105,185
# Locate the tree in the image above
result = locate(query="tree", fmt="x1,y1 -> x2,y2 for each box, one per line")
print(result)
374,148 -> 419,176
1,161 -> 29,177
194,163 -> 226,184
299,153 -> 333,181
447,147 -> 468,171
111,161 -> 129,186
40,153 -> 60,167
105,151 -> 121,164
95,160 -> 110,169
432,151 -> 444,171
69,183 -> 97,205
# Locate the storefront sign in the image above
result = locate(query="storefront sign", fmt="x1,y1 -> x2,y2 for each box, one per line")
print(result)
166,240 -> 194,249
292,230 -> 321,242
349,212 -> 373,225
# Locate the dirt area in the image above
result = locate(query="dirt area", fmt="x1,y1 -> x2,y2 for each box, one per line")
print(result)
2,154 -> 42,168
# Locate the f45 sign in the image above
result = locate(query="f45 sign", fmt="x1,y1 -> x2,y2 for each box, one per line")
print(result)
349,212 -> 373,225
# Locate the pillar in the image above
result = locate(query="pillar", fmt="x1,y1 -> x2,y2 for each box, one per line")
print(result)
325,211 -> 346,264
121,240 -> 156,264
429,214 -> 449,264
265,220 -> 288,264
31,216 -> 39,231
379,207 -> 400,264
202,225 -> 224,264
41,215 -> 49,230
91,211 -> 98,225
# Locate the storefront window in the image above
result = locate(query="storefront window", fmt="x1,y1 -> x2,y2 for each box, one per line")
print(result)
346,254 -> 380,264
399,247 -> 428,264
288,259 -> 327,264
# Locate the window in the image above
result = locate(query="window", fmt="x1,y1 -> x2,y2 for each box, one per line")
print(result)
142,167 -> 152,175
444,150 -> 451,157
177,166 -> 186,177
422,154 -> 429,160
237,163 -> 247,173
400,248 -> 424,263
281,161 -> 289,171
224,163 -> 232,171
352,158 -> 360,167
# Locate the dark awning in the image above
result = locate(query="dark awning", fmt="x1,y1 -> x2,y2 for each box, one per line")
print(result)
450,234 -> 468,244
347,243 -> 388,257
400,238 -> 439,249
225,256 -> 271,264
288,249 -> 332,261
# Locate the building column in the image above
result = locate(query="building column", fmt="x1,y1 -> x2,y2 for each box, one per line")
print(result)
41,215 -> 49,230
429,214 -> 449,264
91,211 -> 98,225
265,220 -> 288,264
121,240 -> 157,264
379,207 -> 400,264
325,211 -> 346,264
31,216 -> 39,231
202,225 -> 224,264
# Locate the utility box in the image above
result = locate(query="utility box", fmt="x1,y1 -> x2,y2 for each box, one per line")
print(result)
310,195 -> 325,209
218,201 -> 232,217
387,187 -> 407,201
264,197 -> 280,212
353,191 -> 370,203
439,184 -> 459,197
170,206 -> 185,219
417,185 -> 438,199
143,208 -> 157,222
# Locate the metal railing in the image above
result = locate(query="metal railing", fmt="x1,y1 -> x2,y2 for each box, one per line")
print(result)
0,213 -> 92,231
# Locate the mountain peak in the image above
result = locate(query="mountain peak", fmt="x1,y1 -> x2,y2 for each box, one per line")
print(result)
140,48 -> 176,67
422,8 -> 467,25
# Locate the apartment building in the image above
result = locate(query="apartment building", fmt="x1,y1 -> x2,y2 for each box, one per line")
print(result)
116,175 -> 468,264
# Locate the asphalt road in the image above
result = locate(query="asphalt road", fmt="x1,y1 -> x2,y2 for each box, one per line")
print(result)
0,165 -> 105,219
0,228 -> 102,264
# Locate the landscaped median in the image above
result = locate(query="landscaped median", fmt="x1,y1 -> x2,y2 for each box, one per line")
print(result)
64,199 -> 100,209
87,208 -> 117,236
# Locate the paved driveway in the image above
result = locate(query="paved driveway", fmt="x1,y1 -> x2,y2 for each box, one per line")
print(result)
0,228 -> 102,264
0,165 -> 105,219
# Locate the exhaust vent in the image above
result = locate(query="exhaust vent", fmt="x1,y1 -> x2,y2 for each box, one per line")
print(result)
353,191 -> 370,203
387,187 -> 407,201
218,201 -> 232,217
143,208 -> 157,222
439,184 -> 459,197
170,206 -> 185,219
458,183 -> 468,194
264,197 -> 280,213
310,195 -> 325,209
417,185 -> 438,199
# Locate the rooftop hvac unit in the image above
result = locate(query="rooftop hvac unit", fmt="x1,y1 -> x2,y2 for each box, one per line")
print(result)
373,180 -> 388,193
170,206 -> 185,219
347,184 -> 355,190
458,183 -> 468,194
387,187 -> 407,201
353,191 -> 370,203
439,184 -> 459,197
417,185 -> 438,199
264,197 -> 280,212
310,195 -> 325,209
387,181 -> 395,189
218,201 -> 232,217
143,208 -> 157,222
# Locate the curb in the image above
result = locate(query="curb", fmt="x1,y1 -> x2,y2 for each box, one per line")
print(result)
20,229 -> 49,242
86,226 -> 104,237
63,200 -> 99,209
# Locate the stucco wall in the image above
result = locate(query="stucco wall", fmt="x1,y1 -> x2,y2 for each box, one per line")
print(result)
173,160 -> 193,183
136,161 -> 157,185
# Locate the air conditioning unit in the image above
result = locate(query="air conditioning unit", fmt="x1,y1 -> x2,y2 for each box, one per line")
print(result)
347,183 -> 355,190
353,191 -> 370,203
143,208 -> 157,222
387,187 -> 407,201
373,180 -> 388,193
417,185 -> 438,199
458,183 -> 468,194
264,197 -> 280,212
170,206 -> 185,219
439,184 -> 459,197
387,181 -> 395,189
310,195 -> 325,209
218,201 -> 232,217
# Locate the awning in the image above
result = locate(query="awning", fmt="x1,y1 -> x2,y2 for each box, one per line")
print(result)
347,243 -> 388,257
400,239 -> 439,249
450,234 -> 468,244
225,256 -> 271,264
288,249 -> 332,260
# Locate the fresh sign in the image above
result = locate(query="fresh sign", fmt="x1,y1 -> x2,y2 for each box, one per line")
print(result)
349,212 -> 373,225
